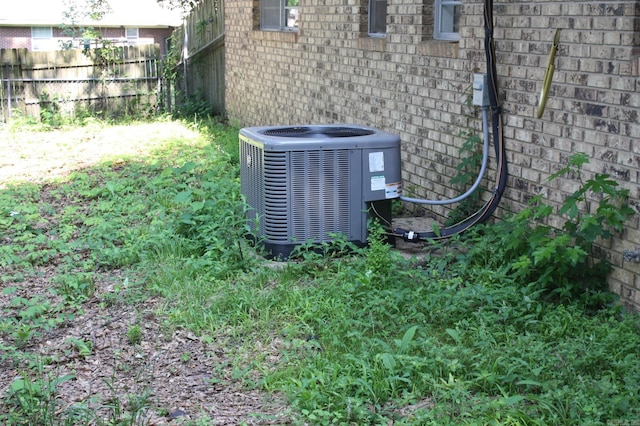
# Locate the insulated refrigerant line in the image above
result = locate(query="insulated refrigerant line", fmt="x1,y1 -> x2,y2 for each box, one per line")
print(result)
393,0 -> 508,242
399,106 -> 490,206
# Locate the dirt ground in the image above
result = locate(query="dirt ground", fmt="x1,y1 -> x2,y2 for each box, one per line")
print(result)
0,122 -> 199,188
0,122 -> 291,425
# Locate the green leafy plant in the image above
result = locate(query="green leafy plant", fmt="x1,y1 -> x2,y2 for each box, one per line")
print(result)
288,232 -> 360,272
445,127 -> 485,226
53,272 -> 96,303
0,293 -> 73,350
365,220 -> 393,277
126,325 -> 143,346
2,119 -> 640,425
170,159 -> 255,276
1,361 -> 74,425
551,153 -> 632,244
102,382 -> 151,426
67,338 -> 93,358
38,92 -> 66,127
173,91 -> 214,119
463,153 -> 634,309
446,87 -> 486,226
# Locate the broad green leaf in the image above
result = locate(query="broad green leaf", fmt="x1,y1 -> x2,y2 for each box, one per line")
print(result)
445,328 -> 461,344
191,201 -> 205,211
378,352 -> 396,371
398,325 -> 419,353
175,161 -> 197,173
173,191 -> 192,203
501,395 -> 526,406
516,379 -> 542,387
105,181 -> 117,194
2,286 -> 18,296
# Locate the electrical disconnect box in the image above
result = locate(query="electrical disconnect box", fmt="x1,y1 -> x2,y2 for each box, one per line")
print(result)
472,73 -> 490,107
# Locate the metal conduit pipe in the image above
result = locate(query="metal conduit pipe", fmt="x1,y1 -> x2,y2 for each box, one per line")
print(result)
399,106 -> 490,206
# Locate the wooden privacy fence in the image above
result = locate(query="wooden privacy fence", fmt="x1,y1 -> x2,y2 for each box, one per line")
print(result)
172,0 -> 225,115
0,45 -> 164,122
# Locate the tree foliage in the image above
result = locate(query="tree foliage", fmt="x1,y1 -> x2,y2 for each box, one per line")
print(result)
58,0 -> 112,49
158,0 -> 202,13
62,0 -> 112,24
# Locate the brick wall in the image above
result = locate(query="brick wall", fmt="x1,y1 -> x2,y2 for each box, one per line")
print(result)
0,27 -> 31,49
225,0 -> 640,309
139,28 -> 172,55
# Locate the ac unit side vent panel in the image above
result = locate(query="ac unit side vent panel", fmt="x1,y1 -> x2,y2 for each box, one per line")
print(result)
240,140 -> 264,231
290,149 -> 351,242
263,151 -> 289,242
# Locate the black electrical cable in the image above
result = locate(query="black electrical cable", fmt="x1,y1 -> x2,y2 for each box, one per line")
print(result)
393,0 -> 508,242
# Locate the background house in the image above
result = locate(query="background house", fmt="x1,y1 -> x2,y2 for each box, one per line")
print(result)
0,0 -> 181,54
219,0 -> 640,310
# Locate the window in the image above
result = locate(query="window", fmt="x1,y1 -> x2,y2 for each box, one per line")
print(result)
434,0 -> 461,41
261,0 -> 299,31
126,28 -> 139,40
31,27 -> 54,51
32,27 -> 53,39
368,0 -> 387,36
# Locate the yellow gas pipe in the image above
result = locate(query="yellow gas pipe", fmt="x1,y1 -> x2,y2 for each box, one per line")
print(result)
537,29 -> 561,119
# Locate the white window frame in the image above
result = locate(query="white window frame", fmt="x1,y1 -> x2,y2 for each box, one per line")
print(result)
31,27 -> 53,51
434,0 -> 461,41
125,27 -> 139,40
368,0 -> 387,36
261,0 -> 299,32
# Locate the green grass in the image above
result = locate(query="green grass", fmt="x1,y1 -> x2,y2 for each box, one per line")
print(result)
1,117 -> 639,425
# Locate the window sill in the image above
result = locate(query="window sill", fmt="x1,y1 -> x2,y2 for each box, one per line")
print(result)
418,40 -> 459,58
357,36 -> 387,52
251,30 -> 299,43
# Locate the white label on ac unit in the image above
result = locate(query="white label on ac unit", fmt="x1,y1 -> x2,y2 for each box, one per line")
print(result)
385,182 -> 401,199
369,152 -> 385,172
371,175 -> 386,191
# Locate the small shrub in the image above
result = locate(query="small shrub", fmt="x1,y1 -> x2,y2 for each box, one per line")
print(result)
173,92 -> 213,119
38,92 -> 64,127
67,338 -> 93,358
462,153 -> 634,309
445,127 -> 485,226
53,273 -> 96,303
365,221 -> 393,277
170,160 -> 255,276
446,87 -> 486,226
126,325 -> 142,345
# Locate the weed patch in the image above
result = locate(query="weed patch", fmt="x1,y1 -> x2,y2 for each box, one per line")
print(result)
0,118 -> 288,424
1,118 -> 639,425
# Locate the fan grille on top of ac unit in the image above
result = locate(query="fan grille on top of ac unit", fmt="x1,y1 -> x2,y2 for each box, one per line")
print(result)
261,126 -> 375,138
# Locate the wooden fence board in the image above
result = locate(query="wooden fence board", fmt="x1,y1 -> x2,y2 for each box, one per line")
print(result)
172,0 -> 225,115
0,45 -> 163,122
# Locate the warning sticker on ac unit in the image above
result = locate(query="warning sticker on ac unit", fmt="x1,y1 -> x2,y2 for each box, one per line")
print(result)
385,182 -> 402,199
371,175 -> 386,191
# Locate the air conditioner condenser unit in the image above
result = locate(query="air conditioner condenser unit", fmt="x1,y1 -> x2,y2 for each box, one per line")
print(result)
240,124 -> 402,259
